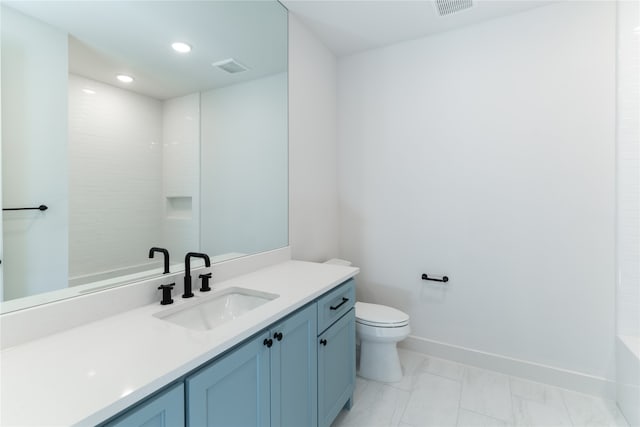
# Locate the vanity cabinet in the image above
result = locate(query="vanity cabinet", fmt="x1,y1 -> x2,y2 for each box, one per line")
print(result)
103,383 -> 185,427
270,303 -> 318,426
318,309 -> 355,427
99,279 -> 354,427
186,303 -> 318,427
316,280 -> 356,427
186,330 -> 270,426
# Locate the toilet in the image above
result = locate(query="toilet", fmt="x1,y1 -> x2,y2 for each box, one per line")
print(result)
355,302 -> 410,382
324,259 -> 411,383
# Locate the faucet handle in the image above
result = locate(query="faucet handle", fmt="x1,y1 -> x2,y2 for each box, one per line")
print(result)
199,273 -> 212,292
158,283 -> 175,305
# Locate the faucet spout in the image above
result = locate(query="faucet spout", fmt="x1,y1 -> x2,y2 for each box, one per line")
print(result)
183,252 -> 211,298
149,247 -> 170,274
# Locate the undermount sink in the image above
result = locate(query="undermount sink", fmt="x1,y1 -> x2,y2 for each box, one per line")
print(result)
154,287 -> 279,331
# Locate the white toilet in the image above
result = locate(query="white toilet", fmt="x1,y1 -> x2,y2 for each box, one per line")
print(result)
355,302 -> 410,382
324,259 -> 411,383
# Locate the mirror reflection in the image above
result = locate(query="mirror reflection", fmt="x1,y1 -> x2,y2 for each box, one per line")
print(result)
0,1 -> 288,312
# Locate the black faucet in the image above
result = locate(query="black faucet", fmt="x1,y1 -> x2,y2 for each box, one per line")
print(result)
149,247 -> 170,274
183,252 -> 211,298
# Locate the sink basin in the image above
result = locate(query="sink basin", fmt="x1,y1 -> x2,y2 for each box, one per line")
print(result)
154,287 -> 279,331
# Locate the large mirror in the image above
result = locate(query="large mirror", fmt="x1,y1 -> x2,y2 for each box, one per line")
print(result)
0,1 -> 288,313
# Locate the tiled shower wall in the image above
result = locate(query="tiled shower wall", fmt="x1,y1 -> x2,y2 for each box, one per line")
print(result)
616,0 -> 640,340
615,1 -> 640,425
68,74 -> 163,280
161,93 -> 200,259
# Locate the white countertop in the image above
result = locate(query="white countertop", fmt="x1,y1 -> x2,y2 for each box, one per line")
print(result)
0,260 -> 359,427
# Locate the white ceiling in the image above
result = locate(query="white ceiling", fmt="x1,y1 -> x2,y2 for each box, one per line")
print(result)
281,0 -> 555,57
5,0 -> 556,99
5,1 -> 287,100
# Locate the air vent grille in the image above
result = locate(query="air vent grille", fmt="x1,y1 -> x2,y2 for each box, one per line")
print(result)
434,0 -> 473,16
212,58 -> 249,74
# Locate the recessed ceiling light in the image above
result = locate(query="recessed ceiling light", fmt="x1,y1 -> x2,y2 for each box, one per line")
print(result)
116,74 -> 134,83
82,88 -> 96,95
171,42 -> 191,53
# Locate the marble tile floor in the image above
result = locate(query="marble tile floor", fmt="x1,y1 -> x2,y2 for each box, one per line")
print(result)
332,349 -> 629,427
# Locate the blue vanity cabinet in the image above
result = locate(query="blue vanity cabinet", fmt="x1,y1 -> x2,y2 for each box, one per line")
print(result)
185,303 -> 317,427
186,330 -> 271,426
318,309 -> 356,427
103,383 -> 185,427
270,303 -> 318,427
317,280 -> 356,427
101,279 -> 355,427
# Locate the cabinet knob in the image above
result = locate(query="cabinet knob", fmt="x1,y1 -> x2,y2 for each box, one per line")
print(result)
263,338 -> 273,348
274,332 -> 283,341
320,339 -> 327,346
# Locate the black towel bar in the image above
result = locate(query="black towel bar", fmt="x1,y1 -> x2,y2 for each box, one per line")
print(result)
3,205 -> 48,211
422,273 -> 449,283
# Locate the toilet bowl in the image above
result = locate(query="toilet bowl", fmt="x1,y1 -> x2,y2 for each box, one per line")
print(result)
355,302 -> 410,383
323,259 -> 411,383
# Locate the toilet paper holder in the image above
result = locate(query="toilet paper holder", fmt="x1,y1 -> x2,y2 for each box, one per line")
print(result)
421,273 -> 449,283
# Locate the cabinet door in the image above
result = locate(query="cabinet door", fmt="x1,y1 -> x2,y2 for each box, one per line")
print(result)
186,332 -> 270,427
103,383 -> 184,427
270,304 -> 318,427
318,308 -> 356,427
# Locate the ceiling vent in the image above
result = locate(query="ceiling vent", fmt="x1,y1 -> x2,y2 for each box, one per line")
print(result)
212,58 -> 249,74
434,0 -> 473,16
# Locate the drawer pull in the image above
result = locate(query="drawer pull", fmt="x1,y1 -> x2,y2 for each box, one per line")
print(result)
274,332 -> 283,341
421,273 -> 449,283
320,339 -> 327,346
263,338 -> 273,348
330,297 -> 349,311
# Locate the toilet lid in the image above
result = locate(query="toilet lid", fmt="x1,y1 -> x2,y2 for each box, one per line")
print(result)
355,302 -> 409,327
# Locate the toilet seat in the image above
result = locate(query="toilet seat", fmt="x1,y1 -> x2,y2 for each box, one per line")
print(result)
357,318 -> 409,328
355,302 -> 409,328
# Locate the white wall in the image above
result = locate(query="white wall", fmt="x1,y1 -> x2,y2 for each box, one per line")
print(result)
338,1 -> 616,382
68,74 -> 163,280
162,93 -> 200,260
201,73 -> 288,258
288,15 -> 339,262
1,6 -> 68,300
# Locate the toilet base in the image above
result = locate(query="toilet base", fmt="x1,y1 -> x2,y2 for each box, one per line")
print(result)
358,340 -> 403,383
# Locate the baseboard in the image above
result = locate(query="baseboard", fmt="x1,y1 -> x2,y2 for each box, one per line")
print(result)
399,335 -> 616,400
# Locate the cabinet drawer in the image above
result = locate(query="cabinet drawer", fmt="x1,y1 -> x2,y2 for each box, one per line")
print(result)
317,279 -> 355,334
